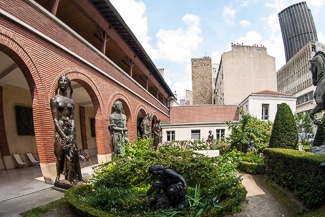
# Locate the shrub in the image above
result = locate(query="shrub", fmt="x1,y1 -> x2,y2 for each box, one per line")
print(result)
227,110 -> 272,153
264,148 -> 325,208
269,103 -> 298,149
67,141 -> 247,216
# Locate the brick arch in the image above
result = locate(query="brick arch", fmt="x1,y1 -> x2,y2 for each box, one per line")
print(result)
0,32 -> 52,164
107,93 -> 136,142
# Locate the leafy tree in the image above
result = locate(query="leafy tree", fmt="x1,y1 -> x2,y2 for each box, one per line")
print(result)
313,114 -> 325,146
269,103 -> 298,149
294,111 -> 314,145
227,110 -> 273,152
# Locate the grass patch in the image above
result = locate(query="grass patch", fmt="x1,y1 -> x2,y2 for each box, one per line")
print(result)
22,198 -> 73,217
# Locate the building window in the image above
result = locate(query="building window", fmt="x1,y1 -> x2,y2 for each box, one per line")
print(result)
296,91 -> 313,105
191,130 -> 200,140
216,129 -> 225,140
166,131 -> 175,141
262,104 -> 269,120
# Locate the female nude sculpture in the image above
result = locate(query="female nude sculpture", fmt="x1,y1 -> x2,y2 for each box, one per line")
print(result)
50,75 -> 82,185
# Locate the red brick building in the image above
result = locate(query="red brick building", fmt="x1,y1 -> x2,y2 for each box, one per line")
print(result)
0,0 -> 175,183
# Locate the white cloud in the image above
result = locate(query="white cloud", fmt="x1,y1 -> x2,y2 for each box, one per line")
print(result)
223,6 -> 236,25
240,20 -> 251,27
153,14 -> 203,63
318,32 -> 325,44
212,52 -> 221,64
109,0 -> 150,45
171,80 -> 192,101
306,0 -> 324,7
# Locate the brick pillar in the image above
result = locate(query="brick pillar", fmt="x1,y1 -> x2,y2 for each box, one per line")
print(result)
79,106 -> 88,149
0,86 -> 10,157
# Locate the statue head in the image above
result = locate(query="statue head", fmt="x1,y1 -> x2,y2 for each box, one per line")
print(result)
148,164 -> 164,174
113,100 -> 123,112
56,75 -> 73,97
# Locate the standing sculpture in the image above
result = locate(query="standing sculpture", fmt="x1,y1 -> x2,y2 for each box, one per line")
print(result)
206,130 -> 214,144
108,100 -> 128,155
310,51 -> 325,125
141,112 -> 152,138
152,119 -> 162,150
144,165 -> 187,209
50,75 -> 83,186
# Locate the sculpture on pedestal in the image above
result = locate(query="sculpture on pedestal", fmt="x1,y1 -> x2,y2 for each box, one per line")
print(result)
310,51 -> 325,126
152,119 -> 162,150
141,112 -> 152,139
108,100 -> 128,155
50,75 -> 83,187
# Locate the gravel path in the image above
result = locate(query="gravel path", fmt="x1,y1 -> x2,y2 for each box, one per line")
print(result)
226,173 -> 301,217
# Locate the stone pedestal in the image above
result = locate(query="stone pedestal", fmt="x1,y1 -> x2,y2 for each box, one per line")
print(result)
310,145 -> 325,155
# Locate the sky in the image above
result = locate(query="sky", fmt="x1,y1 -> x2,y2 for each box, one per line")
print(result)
110,0 -> 325,101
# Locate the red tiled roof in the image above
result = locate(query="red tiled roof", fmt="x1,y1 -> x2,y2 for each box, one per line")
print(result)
169,105 -> 239,124
252,90 -> 292,96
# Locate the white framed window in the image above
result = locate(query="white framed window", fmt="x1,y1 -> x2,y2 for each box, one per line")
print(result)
216,129 -> 225,140
191,129 -> 200,140
166,131 -> 175,141
262,104 -> 269,120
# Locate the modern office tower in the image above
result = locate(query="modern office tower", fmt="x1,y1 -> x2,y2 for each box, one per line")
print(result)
192,57 -> 212,105
278,2 -> 318,62
214,44 -> 277,105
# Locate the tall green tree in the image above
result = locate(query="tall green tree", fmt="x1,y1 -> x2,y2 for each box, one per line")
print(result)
227,110 -> 272,152
294,111 -> 314,144
269,103 -> 298,149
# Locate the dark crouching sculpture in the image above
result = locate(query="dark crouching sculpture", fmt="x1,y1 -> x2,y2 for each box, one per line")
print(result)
50,75 -> 83,188
144,165 -> 187,210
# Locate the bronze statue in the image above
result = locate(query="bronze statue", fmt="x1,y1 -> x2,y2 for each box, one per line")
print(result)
206,130 -> 214,144
310,51 -> 325,125
141,112 -> 152,138
152,119 -> 162,150
108,100 -> 128,155
50,75 -> 83,186
144,165 -> 187,209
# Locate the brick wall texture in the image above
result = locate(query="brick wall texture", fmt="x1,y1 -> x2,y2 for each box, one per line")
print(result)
192,57 -> 213,105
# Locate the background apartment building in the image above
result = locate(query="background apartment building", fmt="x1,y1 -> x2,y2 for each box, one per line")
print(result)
277,41 -> 325,114
214,44 -> 277,105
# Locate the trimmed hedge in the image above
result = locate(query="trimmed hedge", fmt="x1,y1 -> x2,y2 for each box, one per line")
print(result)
264,148 -> 325,208
238,161 -> 266,174
65,184 -> 115,217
